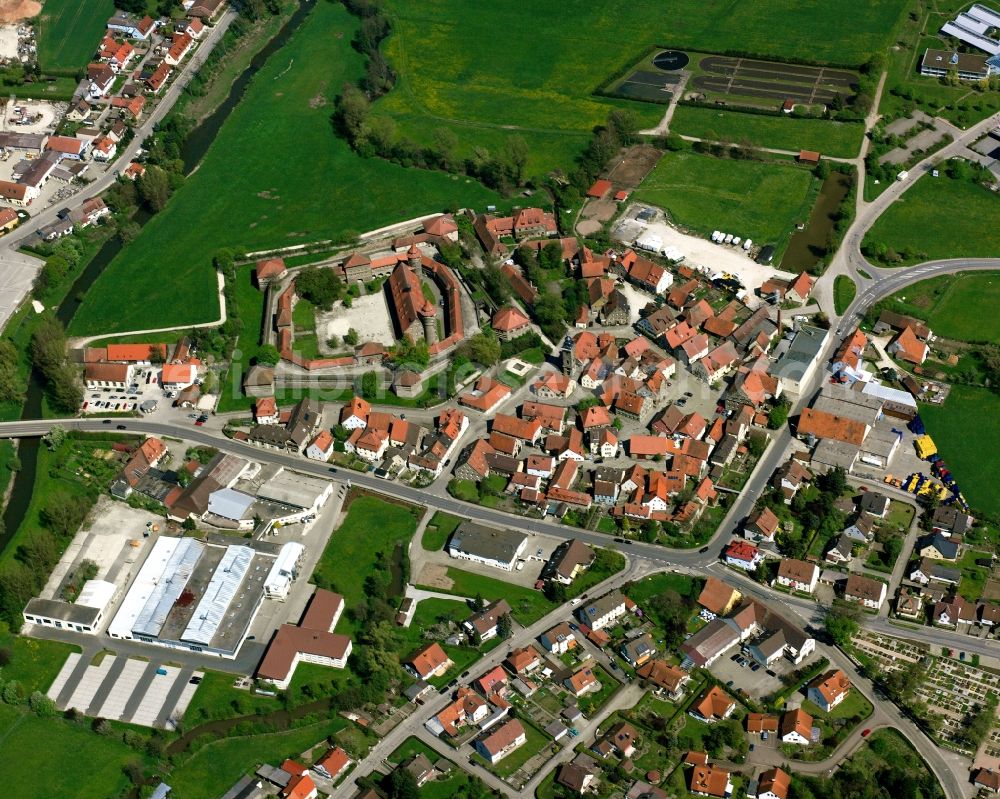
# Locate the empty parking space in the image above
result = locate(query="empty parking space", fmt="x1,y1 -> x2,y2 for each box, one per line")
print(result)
96,659 -> 149,720
48,652 -> 206,728
46,651 -> 81,698
63,655 -> 116,713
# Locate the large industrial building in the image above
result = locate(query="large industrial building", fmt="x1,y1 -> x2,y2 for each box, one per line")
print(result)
107,536 -> 276,658
447,522 -> 528,571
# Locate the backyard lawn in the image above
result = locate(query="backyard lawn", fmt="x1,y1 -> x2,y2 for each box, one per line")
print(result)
69,0 -> 502,336
626,572 -> 699,606
635,151 -> 816,245
863,176 -> 1000,267
669,105 -> 865,158
920,386 -> 1000,516
419,568 -> 556,626
312,494 -> 423,623
217,266 -> 267,412
957,548 -> 993,603
875,271 -> 1000,345
377,0 -> 906,173
35,0 -> 115,73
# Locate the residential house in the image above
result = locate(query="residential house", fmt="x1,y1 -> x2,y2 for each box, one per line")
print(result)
565,667 -> 599,697
547,539 -> 595,584
745,507 -> 780,543
933,594 -> 975,627
859,492 -> 891,518
842,513 -> 877,543
824,534 -> 854,565
595,722 -> 640,759
808,669 -> 851,712
576,590 -> 627,631
724,540 -> 764,571
540,622 -> 576,654
492,306 -> 531,341
691,686 -> 736,723
779,708 -> 812,745
620,632 -> 656,668
776,559 -> 819,594
463,599 -> 513,642
557,762 -> 597,794
505,646 -> 541,676
697,577 -> 741,616
636,659 -> 690,700
918,533 -> 959,561
753,768 -> 791,799
844,574 -> 887,610
931,506 -> 974,537
405,642 -> 453,680
909,558 -> 961,586
689,764 -> 733,798
475,719 -> 527,764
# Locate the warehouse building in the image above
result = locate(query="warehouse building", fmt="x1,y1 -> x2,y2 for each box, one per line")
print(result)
447,522 -> 528,571
107,536 -> 274,658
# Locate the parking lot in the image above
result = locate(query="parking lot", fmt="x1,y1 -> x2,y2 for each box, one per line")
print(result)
710,650 -> 784,700
47,652 -> 203,729
81,366 -> 160,414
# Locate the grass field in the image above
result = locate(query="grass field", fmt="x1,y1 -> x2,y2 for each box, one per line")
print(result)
625,571 -> 699,605
422,511 -> 461,551
35,0 -> 115,73
0,631 -> 80,694
670,105 -> 865,158
165,718 -> 345,799
68,1 -> 502,336
634,151 -> 816,244
420,567 -> 556,626
0,705 -> 144,799
377,0 -> 906,173
312,495 -> 422,621
920,386 -> 1000,516
863,175 -> 1000,267
878,271 -> 1000,344
835,275 -> 857,315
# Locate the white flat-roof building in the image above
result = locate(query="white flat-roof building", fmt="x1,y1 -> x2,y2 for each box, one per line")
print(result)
940,4 -> 1000,55
263,542 -> 305,601
206,487 -> 256,529
257,468 -> 333,516
23,579 -> 118,635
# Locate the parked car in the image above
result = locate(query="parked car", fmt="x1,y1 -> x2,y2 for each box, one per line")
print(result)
861,729 -> 871,738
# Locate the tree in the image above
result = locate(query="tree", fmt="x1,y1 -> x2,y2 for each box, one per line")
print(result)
607,108 -> 638,145
344,328 -> 359,346
497,613 -> 513,640
28,690 -> 56,716
499,135 -> 529,186
334,83 -> 371,145
768,400 -> 790,430
474,593 -> 486,612
295,267 -> 342,310
467,330 -> 500,366
42,424 -> 66,451
2,680 -> 21,705
825,601 -> 861,647
387,768 -> 419,799
360,371 -> 379,400
256,344 -> 280,366
137,165 -> 171,212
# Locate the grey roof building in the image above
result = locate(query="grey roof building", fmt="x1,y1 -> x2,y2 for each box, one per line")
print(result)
448,522 -> 528,570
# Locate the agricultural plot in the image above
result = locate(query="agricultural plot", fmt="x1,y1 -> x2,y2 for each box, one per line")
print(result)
670,104 -> 865,157
633,150 -> 817,245
36,0 -> 115,73
377,0 -> 910,173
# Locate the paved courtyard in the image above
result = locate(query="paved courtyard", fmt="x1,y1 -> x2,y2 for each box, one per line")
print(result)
320,292 -> 396,348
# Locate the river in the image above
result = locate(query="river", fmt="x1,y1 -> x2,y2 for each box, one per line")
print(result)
0,0 -> 316,558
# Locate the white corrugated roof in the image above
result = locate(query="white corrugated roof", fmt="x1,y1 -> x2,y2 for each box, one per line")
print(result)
181,545 -> 255,645
76,579 -> 116,611
132,537 -> 204,637
207,487 -> 255,521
